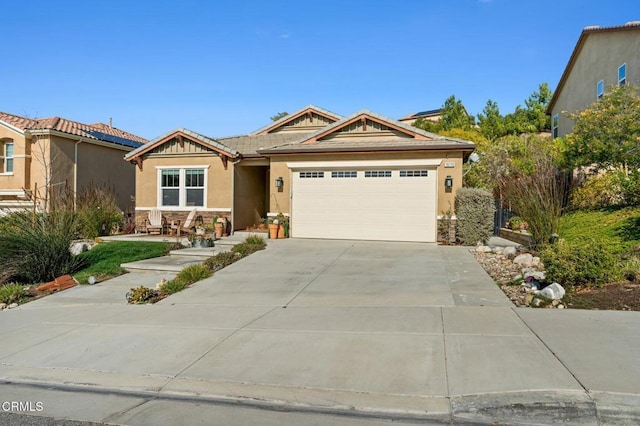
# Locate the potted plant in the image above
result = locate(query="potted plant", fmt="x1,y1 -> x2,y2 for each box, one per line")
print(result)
214,217 -> 225,238
276,213 -> 287,239
268,218 -> 279,239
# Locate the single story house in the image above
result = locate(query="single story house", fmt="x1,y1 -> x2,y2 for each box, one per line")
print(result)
0,111 -> 146,212
125,106 -> 475,242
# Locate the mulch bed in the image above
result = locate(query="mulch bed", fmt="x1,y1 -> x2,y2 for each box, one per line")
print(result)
564,282 -> 640,311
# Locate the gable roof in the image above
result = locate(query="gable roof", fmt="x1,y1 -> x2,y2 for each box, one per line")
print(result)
547,21 -> 640,113
124,128 -> 239,161
258,110 -> 475,155
251,105 -> 342,135
0,111 -> 146,148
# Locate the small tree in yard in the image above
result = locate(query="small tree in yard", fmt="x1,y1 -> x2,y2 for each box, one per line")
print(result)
454,188 -> 495,245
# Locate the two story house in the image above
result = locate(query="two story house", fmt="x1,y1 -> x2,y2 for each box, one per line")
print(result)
548,21 -> 640,138
0,112 -> 146,212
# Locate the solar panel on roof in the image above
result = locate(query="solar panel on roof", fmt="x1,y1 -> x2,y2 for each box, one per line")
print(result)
85,130 -> 143,148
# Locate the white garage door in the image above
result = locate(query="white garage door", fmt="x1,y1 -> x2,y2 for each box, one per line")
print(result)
291,166 -> 437,242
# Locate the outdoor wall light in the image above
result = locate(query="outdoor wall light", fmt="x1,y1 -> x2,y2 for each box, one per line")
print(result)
444,175 -> 453,192
275,176 -> 284,190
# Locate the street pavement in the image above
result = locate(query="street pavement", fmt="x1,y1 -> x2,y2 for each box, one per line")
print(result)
0,239 -> 639,425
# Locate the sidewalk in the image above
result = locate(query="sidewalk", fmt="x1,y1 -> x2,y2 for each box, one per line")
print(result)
0,239 -> 638,425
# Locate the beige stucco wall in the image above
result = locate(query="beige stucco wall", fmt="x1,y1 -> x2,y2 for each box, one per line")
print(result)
0,126 -> 30,191
49,136 -> 136,211
134,154 -> 232,211
233,165 -> 267,230
267,150 -> 465,216
551,31 -> 640,138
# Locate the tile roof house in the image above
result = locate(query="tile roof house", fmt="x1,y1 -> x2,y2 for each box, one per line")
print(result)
0,111 -> 146,212
548,21 -> 640,138
125,105 -> 475,242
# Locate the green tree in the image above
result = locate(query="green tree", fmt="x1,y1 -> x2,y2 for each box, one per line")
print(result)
563,84 -> 640,172
503,83 -> 553,134
477,99 -> 505,140
413,95 -> 473,133
270,112 -> 289,122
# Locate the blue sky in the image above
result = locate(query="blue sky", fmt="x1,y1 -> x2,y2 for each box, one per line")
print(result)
1,0 -> 638,139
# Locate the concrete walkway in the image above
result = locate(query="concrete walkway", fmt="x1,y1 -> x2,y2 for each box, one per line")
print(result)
0,239 -> 639,425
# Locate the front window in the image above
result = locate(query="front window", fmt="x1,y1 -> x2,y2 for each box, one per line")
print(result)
552,114 -> 559,139
185,169 -> 204,206
618,63 -> 626,86
159,167 -> 206,207
1,141 -> 13,173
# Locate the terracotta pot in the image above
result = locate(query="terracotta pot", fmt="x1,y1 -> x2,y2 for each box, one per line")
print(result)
268,223 -> 279,239
214,222 -> 224,238
277,224 -> 285,239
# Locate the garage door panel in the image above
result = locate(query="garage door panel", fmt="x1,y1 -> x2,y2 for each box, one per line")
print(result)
292,169 -> 436,242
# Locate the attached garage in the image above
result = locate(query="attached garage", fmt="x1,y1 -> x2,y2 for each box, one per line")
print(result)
289,160 -> 439,242
258,109 -> 476,244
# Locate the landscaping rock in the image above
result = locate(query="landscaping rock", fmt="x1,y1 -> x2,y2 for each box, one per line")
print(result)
7,303 -> 18,309
70,240 -> 96,255
540,282 -> 566,300
503,246 -> 517,257
513,253 -> 534,267
476,245 -> 492,253
0,303 -> 6,310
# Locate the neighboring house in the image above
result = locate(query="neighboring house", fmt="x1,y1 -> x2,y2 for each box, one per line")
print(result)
398,109 -> 443,125
548,21 -> 640,138
125,105 -> 475,243
0,112 -> 146,212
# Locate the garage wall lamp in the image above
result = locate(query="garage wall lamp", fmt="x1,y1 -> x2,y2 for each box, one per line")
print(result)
275,176 -> 284,192
444,175 -> 453,193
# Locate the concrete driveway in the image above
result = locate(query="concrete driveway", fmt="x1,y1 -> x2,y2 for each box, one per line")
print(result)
1,239 -> 639,424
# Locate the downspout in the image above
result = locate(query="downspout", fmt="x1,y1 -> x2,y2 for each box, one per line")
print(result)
74,139 -> 82,210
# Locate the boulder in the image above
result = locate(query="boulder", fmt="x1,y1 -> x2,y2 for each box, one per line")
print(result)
513,253 -> 534,267
70,242 -> 89,256
476,245 -> 492,253
503,246 -> 517,257
540,283 -> 565,300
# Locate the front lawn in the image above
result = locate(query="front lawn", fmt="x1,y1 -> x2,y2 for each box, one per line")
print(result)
553,206 -> 640,310
557,206 -> 640,255
73,241 -> 172,284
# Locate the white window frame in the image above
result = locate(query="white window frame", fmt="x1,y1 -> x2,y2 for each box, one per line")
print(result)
1,141 -> 14,174
618,63 -> 626,86
156,166 -> 209,209
597,79 -> 604,99
552,114 -> 559,139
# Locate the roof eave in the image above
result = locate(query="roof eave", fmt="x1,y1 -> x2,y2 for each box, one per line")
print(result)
258,144 -> 475,156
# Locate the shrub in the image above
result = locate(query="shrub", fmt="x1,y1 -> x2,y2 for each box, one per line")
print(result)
204,251 -> 240,272
570,170 -> 624,210
127,286 -> 160,304
541,238 -> 621,287
454,187 -> 495,245
175,264 -> 211,284
232,236 -> 267,257
158,278 -> 188,295
0,284 -> 27,304
244,234 -> 267,248
76,184 -> 123,238
0,210 -> 86,284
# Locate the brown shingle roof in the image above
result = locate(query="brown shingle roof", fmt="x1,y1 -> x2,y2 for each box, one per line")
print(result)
218,133 -> 304,156
0,111 -> 146,147
258,110 -> 476,155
